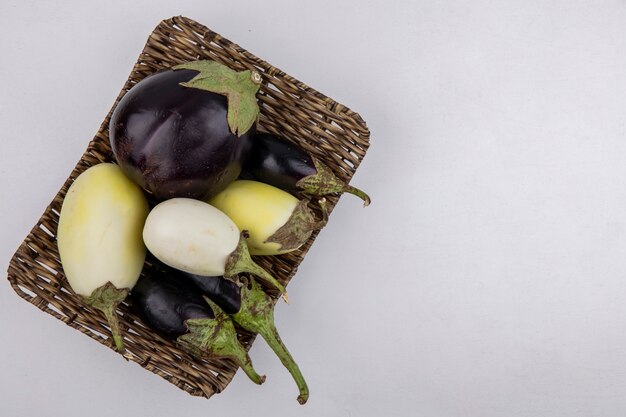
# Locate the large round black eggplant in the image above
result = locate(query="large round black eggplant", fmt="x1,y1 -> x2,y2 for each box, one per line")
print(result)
110,69 -> 254,201
131,271 -> 265,384
184,273 -> 310,404
244,133 -> 371,206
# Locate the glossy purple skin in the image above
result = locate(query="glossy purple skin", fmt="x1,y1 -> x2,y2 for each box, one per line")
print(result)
243,133 -> 316,193
110,69 -> 254,201
184,274 -> 241,315
131,270 -> 214,340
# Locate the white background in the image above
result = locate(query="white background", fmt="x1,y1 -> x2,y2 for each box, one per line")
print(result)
2,1 -> 626,416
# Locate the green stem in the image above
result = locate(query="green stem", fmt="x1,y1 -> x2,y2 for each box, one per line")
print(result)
237,351 -> 267,385
173,60 -> 261,136
233,279 -> 309,404
225,232 -> 287,299
296,158 -> 371,207
84,282 -> 128,352
260,323 -> 309,404
177,300 -> 265,385
265,198 -> 327,253
343,185 -> 371,207
102,306 -> 124,351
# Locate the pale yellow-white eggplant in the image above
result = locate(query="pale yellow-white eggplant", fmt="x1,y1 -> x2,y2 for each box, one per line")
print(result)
208,180 -> 326,256
57,163 -> 149,351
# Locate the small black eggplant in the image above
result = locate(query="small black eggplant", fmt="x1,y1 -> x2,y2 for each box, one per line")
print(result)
131,270 -> 265,385
186,274 -> 309,404
110,60 -> 261,201
244,132 -> 371,206
185,275 -> 241,315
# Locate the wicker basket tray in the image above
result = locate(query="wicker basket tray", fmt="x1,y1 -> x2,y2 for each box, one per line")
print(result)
6,16 -> 370,398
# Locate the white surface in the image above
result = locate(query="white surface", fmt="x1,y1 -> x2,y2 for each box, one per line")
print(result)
2,1 -> 626,416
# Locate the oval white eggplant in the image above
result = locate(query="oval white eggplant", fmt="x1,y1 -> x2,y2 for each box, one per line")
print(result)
143,198 -> 286,295
57,163 -> 149,351
208,180 -> 326,255
143,198 -> 239,276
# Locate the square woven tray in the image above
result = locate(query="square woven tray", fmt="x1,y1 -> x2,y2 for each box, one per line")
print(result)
6,16 -> 370,398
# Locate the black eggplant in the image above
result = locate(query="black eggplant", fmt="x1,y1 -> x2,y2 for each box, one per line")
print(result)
185,275 -> 241,315
131,270 -> 265,385
244,132 -> 371,206
110,60 -> 261,201
186,274 -> 309,404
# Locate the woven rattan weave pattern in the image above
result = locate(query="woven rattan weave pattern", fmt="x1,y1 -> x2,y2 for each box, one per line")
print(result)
7,16 -> 369,398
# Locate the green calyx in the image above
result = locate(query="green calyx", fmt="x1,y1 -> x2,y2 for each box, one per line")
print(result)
177,299 -> 265,385
264,199 -> 328,253
233,279 -> 309,404
225,232 -> 287,300
173,60 -> 261,137
296,158 -> 371,207
84,282 -> 129,352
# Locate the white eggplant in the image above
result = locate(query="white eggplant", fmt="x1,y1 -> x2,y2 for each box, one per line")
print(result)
208,180 -> 327,255
143,198 -> 286,296
57,163 -> 149,351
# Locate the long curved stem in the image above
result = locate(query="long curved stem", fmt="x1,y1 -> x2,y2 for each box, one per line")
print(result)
258,322 -> 309,404
343,185 -> 371,207
232,279 -> 309,404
